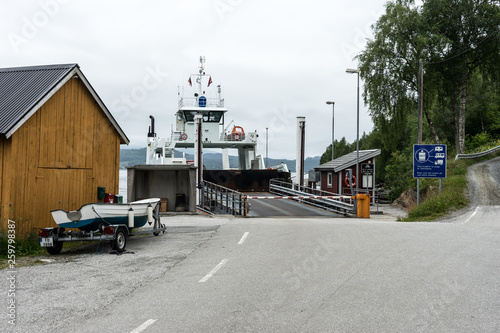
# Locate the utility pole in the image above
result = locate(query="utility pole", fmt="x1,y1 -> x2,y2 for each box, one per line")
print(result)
417,58 -> 423,205
418,58 -> 423,145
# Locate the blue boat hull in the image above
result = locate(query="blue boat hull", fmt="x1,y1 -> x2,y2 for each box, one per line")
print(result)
56,215 -> 150,231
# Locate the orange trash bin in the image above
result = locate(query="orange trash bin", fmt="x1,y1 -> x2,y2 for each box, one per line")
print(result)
356,194 -> 370,218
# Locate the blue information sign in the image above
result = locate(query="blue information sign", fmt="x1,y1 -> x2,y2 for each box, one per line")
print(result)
413,144 -> 447,178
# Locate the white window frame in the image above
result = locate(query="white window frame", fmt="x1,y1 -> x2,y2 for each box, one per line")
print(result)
362,174 -> 373,188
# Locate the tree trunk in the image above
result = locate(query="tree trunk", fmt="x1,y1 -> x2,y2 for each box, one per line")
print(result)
457,54 -> 470,155
457,79 -> 467,154
423,107 -> 440,144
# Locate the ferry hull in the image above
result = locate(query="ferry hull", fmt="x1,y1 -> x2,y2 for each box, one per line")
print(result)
203,170 -> 291,192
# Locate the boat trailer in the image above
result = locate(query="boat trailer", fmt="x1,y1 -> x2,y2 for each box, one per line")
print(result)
39,203 -> 166,255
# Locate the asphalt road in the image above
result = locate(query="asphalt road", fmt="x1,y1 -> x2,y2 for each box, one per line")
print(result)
247,192 -> 341,217
4,157 -> 500,333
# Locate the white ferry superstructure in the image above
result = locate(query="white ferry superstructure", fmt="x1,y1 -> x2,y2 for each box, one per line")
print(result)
146,57 -> 264,170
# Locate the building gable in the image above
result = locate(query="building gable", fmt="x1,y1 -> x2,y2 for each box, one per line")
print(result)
0,64 -> 129,144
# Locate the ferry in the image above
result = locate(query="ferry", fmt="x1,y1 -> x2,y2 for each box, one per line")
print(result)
146,57 -> 264,170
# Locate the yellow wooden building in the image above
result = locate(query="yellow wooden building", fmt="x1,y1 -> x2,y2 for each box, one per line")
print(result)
0,64 -> 129,235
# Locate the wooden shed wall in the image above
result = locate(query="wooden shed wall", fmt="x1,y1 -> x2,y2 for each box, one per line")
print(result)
0,77 -> 121,235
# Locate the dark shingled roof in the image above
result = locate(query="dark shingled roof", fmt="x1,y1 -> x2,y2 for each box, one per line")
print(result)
0,63 -> 129,144
314,149 -> 381,173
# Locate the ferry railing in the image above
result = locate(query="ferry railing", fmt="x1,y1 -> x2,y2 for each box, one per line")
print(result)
269,179 -> 356,216
201,181 -> 247,216
178,97 -> 225,109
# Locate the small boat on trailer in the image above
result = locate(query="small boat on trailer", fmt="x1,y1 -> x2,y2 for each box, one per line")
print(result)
50,198 -> 161,232
40,198 -> 166,255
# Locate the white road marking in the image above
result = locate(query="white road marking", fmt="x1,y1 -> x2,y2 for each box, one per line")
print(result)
199,259 -> 229,283
131,319 -> 157,333
462,206 -> 479,224
238,232 -> 249,245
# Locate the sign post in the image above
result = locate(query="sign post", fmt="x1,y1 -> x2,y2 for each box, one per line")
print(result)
413,144 -> 447,204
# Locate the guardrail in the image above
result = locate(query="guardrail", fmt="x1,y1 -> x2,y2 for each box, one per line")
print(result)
269,179 -> 356,216
201,181 -> 247,216
455,144 -> 500,160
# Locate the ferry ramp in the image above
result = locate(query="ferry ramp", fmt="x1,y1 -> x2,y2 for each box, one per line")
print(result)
247,192 -> 342,217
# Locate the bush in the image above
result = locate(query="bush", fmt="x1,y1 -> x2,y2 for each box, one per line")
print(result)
465,133 -> 500,153
404,173 -> 468,221
384,149 -> 414,200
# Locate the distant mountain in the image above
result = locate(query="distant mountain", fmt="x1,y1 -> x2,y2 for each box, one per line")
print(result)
120,148 -> 320,172
120,148 -> 147,168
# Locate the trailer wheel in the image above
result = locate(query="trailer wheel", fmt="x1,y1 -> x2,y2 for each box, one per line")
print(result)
111,228 -> 127,252
46,241 -> 63,255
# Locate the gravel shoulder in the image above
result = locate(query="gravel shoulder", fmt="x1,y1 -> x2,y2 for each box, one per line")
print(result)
2,215 -> 226,333
467,156 -> 500,206
441,155 -> 500,223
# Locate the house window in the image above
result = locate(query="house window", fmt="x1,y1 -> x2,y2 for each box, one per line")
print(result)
327,172 -> 333,188
363,175 -> 373,188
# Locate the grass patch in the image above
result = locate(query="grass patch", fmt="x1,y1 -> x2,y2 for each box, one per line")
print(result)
401,143 -> 500,221
402,175 -> 468,221
0,230 -> 93,262
0,231 -> 46,259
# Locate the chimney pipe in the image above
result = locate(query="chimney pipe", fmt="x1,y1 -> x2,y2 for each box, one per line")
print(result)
296,117 -> 306,187
148,115 -> 155,137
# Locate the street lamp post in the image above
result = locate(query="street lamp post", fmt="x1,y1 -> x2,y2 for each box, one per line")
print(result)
326,101 -> 335,161
346,68 -> 360,202
266,127 -> 269,168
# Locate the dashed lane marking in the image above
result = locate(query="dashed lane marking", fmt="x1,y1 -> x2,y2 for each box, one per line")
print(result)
238,232 -> 249,245
199,259 -> 229,283
131,319 -> 157,333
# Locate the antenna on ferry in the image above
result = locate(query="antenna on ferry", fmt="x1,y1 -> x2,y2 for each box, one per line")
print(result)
199,56 -> 205,73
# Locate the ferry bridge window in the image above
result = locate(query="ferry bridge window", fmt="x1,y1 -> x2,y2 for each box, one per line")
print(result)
203,111 -> 224,123
183,111 -> 223,122
183,111 -> 197,122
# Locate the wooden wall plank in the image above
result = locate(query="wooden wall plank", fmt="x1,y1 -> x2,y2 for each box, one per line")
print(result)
0,139 -> 5,229
11,119 -> 26,223
0,139 -> 3,208
80,79 -> 94,169
21,112 -> 40,230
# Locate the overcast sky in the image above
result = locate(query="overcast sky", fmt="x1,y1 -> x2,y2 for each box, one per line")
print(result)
1,0 -> 389,160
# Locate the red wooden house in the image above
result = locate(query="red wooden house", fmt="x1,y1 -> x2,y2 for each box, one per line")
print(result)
314,149 -> 380,203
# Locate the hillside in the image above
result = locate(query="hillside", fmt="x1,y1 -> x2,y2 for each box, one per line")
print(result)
120,148 -> 320,172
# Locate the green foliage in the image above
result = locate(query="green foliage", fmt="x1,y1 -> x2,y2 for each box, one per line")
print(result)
384,149 -> 414,199
320,136 -> 357,164
0,231 -> 45,259
403,158 -> 470,221
339,0 -> 500,199
404,178 -> 468,221
467,72 -> 500,138
465,132 -> 495,152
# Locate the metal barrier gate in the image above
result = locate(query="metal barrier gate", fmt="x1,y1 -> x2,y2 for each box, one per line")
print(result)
201,181 -> 247,216
268,179 -> 356,216
200,179 -> 357,217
